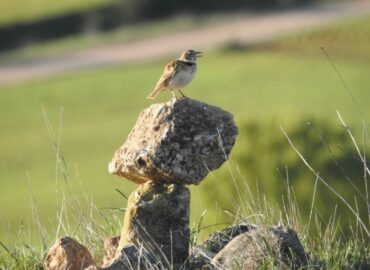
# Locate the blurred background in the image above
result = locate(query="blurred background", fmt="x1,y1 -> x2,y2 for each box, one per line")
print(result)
0,0 -> 369,247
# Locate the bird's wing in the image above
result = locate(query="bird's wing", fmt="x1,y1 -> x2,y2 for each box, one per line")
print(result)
156,60 -> 179,88
147,60 -> 179,99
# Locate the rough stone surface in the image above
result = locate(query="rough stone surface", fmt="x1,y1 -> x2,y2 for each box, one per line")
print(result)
117,182 -> 190,268
186,247 -> 216,270
102,236 -> 120,267
186,223 -> 256,270
44,236 -> 95,270
212,226 -> 308,270
101,244 -> 157,270
109,98 -> 238,185
200,223 -> 257,254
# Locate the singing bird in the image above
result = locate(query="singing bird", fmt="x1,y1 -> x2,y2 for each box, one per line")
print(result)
147,49 -> 202,99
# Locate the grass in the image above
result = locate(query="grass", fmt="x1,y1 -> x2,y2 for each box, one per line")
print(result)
0,0 -> 118,26
0,13 -> 369,269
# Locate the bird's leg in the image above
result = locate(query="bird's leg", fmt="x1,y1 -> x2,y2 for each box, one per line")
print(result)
178,89 -> 188,99
170,89 -> 177,99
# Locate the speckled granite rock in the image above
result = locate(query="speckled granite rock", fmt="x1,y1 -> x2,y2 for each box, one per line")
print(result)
109,98 -> 238,185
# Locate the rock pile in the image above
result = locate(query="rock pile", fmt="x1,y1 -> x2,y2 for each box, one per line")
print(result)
106,98 -> 238,269
43,98 -> 308,270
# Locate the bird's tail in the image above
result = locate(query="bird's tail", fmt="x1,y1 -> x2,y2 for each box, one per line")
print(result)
147,87 -> 162,99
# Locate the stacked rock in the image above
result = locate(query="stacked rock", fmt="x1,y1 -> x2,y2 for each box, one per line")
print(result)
44,98 -> 309,270
108,98 -> 238,185
106,98 -> 238,268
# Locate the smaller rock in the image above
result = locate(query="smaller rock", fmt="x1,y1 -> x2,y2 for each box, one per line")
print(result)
186,223 -> 256,269
102,236 -> 120,266
212,226 -> 308,270
44,236 -> 95,270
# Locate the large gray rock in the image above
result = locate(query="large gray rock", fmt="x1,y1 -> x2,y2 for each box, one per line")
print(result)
117,182 -> 190,268
212,226 -> 308,270
109,98 -> 238,185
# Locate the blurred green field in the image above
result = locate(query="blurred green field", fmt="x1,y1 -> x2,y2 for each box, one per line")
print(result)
0,0 -> 118,26
0,16 -> 369,244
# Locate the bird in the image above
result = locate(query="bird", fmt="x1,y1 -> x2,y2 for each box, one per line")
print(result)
147,49 -> 202,99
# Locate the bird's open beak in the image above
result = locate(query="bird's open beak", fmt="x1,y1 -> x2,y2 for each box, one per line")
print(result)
195,51 -> 203,57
